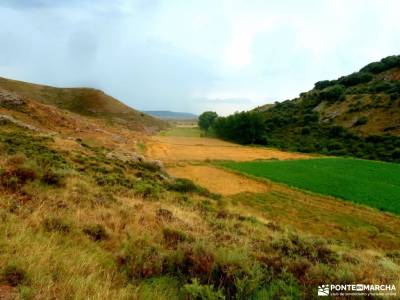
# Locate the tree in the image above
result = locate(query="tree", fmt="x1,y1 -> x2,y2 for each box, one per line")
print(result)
317,85 -> 345,102
198,111 -> 218,131
212,111 -> 266,144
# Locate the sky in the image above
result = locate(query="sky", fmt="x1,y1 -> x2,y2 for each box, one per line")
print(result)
0,0 -> 399,115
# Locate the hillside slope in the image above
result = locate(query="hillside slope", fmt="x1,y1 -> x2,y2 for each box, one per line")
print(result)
0,77 -> 168,132
247,55 -> 400,162
255,56 -> 400,135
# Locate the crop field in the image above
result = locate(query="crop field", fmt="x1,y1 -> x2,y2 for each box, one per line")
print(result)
159,126 -> 202,137
220,158 -> 400,215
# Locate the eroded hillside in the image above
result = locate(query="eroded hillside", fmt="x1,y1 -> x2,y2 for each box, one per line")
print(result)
0,77 -> 168,132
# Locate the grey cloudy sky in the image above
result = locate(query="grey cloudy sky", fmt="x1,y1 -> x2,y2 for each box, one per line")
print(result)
0,0 -> 399,115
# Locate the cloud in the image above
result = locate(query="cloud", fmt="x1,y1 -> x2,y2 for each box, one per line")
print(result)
0,0 -> 399,115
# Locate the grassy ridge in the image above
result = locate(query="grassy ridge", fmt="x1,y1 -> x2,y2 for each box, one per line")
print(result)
221,158 -> 400,215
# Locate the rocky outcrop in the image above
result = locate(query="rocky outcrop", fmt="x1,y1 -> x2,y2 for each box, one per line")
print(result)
106,151 -> 166,173
0,88 -> 25,106
0,114 -> 39,131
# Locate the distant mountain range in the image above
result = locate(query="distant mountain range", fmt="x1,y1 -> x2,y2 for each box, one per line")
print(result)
143,110 -> 198,120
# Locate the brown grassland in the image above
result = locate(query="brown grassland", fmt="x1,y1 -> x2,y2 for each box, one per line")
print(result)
0,81 -> 399,299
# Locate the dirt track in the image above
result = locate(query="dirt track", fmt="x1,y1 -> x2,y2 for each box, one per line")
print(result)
146,136 -> 309,162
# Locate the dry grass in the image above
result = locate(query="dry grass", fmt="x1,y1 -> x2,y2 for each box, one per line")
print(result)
167,164 -> 270,195
0,96 -> 399,298
145,135 -> 310,162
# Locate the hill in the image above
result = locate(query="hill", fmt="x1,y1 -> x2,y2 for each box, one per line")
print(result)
144,110 -> 198,120
0,77 -> 168,131
213,55 -> 400,162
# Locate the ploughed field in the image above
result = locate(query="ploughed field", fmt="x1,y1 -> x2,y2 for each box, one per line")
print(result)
221,158 -> 400,215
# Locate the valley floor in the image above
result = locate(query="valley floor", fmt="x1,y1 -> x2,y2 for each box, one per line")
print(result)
1,118 -> 399,299
147,128 -> 400,251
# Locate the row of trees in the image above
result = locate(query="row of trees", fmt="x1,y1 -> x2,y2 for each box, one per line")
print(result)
197,55 -> 400,163
198,111 -> 266,144
198,104 -> 400,162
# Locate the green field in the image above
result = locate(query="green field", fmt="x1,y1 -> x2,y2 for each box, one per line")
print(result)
159,126 -> 202,137
220,158 -> 400,215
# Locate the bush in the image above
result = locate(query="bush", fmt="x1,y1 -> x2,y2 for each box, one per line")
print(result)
338,72 -> 373,87
163,228 -> 188,247
317,85 -> 345,102
257,272 -> 301,300
2,265 -> 28,287
166,178 -> 220,199
117,237 -> 166,280
134,181 -> 161,199
314,80 -> 336,90
41,168 -> 65,186
83,224 -> 109,241
156,208 -> 174,222
0,157 -> 39,191
167,178 -> 199,193
354,116 -> 368,126
183,278 -> 225,300
301,127 -> 311,135
361,55 -> 400,73
42,217 -> 71,233
360,61 -> 387,74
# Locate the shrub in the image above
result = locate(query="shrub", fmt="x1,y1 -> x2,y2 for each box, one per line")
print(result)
183,278 -> 225,300
83,224 -> 109,241
42,217 -> 71,233
167,178 -> 201,194
156,208 -> 174,222
180,244 -> 215,280
301,127 -> 311,135
41,168 -> 65,186
117,237 -> 166,280
2,265 -> 28,287
163,228 -> 188,247
338,72 -> 373,87
166,178 -> 220,199
317,85 -> 345,102
360,61 -> 387,74
136,160 -> 164,173
314,80 -> 336,90
258,272 -> 301,300
134,181 -> 161,199
361,55 -> 400,73
354,116 -> 368,126
0,158 -> 39,191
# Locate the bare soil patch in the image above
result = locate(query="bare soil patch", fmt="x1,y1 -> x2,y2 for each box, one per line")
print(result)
0,285 -> 17,300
